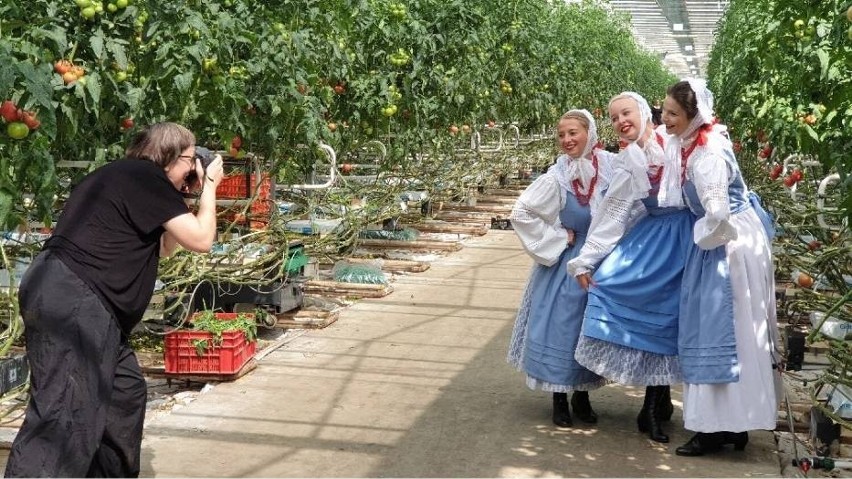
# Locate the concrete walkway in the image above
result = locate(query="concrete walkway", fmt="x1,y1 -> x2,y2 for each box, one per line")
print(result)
140,231 -> 783,477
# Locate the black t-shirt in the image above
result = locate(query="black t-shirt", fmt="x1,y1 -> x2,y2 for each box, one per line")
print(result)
46,159 -> 189,335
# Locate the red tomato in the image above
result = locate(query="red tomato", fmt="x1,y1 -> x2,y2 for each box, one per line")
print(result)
0,101 -> 19,122
62,72 -> 78,85
796,272 -> 814,288
20,110 -> 40,130
769,164 -> 782,180
121,117 -> 134,129
340,163 -> 354,174
230,135 -> 242,149
54,60 -> 73,75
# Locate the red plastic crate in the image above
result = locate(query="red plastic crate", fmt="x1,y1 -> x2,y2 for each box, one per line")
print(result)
163,313 -> 256,375
216,174 -> 272,199
217,173 -> 273,230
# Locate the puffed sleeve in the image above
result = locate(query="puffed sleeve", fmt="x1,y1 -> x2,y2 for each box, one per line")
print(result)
510,174 -> 568,266
690,146 -> 738,250
568,162 -> 645,276
589,149 -> 615,215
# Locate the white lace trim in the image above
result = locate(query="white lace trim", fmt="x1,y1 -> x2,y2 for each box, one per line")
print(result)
574,335 -> 682,386
524,375 -> 609,393
506,267 -> 536,368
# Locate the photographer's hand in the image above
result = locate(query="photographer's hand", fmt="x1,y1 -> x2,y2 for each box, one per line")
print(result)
204,154 -> 224,187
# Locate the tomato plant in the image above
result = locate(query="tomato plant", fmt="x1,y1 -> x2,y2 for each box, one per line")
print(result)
708,0 -> 851,218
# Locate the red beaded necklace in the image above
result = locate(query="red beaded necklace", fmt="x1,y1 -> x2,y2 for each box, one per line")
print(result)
571,150 -> 599,206
647,132 -> 666,184
680,124 -> 713,183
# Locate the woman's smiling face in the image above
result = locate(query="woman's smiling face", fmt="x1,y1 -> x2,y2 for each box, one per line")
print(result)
609,97 -> 643,142
661,95 -> 692,137
557,117 -> 589,158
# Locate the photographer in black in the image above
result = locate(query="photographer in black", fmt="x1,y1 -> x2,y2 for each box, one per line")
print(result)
5,122 -> 224,478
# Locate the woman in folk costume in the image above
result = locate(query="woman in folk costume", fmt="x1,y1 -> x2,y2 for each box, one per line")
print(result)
567,92 -> 691,443
507,109 -> 612,427
658,79 -> 781,456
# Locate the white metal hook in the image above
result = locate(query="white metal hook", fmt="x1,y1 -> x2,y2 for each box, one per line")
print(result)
507,124 -> 520,149
279,143 -> 337,190
816,173 -> 841,230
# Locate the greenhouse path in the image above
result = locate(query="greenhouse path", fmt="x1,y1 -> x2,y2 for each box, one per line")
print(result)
140,230 -> 782,478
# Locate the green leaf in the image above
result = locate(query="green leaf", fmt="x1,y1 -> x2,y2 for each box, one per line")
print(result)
816,49 -> 829,81
90,31 -> 105,59
85,74 -> 102,112
803,124 -> 819,142
106,41 -> 128,71
0,189 -> 12,229
173,72 -> 194,94
16,63 -> 53,110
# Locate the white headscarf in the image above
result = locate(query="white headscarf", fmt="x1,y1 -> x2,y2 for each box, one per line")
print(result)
549,109 -> 599,194
606,92 -> 663,199
609,91 -> 652,146
658,78 -> 717,208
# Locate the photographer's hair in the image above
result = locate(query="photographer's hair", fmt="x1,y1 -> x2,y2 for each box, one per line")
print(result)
125,122 -> 196,168
666,81 -> 699,121
559,110 -> 590,131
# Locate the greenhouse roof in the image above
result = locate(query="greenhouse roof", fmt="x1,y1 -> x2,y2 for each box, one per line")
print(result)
608,0 -> 730,79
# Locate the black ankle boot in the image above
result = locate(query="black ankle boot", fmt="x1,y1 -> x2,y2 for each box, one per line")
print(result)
552,392 -> 572,427
637,386 -> 669,443
658,385 -> 673,421
722,431 -> 748,450
675,432 -> 725,456
570,391 -> 598,424
639,385 -> 674,423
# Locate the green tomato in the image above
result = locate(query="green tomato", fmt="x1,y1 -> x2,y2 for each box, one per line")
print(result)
202,58 -> 218,73
793,19 -> 805,30
116,0 -> 128,7
114,71 -> 128,82
107,3 -> 117,12
75,0 -> 92,7
7,122 -> 29,140
81,6 -> 96,19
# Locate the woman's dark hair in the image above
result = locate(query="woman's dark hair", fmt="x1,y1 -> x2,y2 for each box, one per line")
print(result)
666,81 -> 699,120
650,106 -> 662,126
125,122 -> 195,168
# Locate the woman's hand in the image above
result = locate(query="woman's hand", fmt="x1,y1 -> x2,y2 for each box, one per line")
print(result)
203,154 -> 224,188
575,272 -> 595,290
565,228 -> 576,246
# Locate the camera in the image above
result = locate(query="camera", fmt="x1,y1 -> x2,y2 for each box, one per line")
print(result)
184,146 -> 214,189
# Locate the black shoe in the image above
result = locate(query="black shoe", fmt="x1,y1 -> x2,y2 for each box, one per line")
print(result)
637,386 -> 669,443
571,391 -> 598,424
675,432 -> 725,456
552,392 -> 572,427
723,431 -> 748,450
